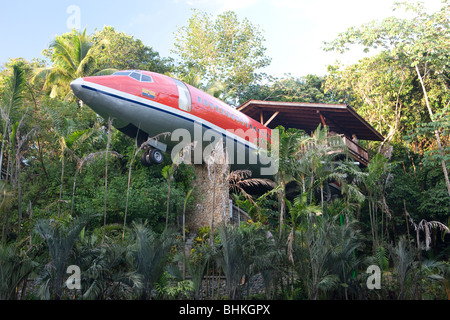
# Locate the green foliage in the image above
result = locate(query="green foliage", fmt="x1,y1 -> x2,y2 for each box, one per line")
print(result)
35,213 -> 94,299
292,213 -> 364,300
324,0 -> 450,197
172,9 -> 271,102
0,243 -> 36,299
128,221 -> 175,299
36,28 -> 116,99
214,223 -> 278,300
90,26 -> 173,74
0,3 -> 449,301
185,243 -> 211,298
240,73 -> 334,105
155,271 -> 194,300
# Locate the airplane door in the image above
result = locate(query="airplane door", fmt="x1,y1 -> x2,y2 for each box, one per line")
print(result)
174,79 -> 192,112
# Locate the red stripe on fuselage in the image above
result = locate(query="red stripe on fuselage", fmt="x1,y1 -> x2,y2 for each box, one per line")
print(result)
83,71 -> 271,145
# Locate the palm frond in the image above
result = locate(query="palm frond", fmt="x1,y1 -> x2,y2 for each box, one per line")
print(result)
2,64 -> 26,111
35,213 -> 96,298
92,68 -> 118,76
0,244 -> 35,299
129,221 -> 175,299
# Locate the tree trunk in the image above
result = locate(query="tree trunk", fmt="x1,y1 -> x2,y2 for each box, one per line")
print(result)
16,152 -> 22,240
58,142 -> 64,217
278,180 -> 285,241
209,167 -> 216,247
165,180 -> 171,231
0,131 -> 6,180
70,164 -> 80,215
415,65 -> 450,197
103,118 -> 112,240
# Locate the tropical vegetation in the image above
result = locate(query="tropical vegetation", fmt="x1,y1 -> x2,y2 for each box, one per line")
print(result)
0,2 -> 448,301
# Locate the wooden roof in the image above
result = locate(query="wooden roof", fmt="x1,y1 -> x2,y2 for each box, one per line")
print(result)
238,100 -> 384,141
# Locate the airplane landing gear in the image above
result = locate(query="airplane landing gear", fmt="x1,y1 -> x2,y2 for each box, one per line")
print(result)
140,148 -> 164,166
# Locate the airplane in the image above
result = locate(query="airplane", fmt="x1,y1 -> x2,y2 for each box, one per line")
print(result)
70,70 -> 276,176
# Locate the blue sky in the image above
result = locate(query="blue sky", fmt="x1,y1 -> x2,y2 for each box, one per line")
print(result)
0,0 -> 445,77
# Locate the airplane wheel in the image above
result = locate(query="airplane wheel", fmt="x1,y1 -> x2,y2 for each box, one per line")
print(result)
149,149 -> 164,164
140,150 -> 152,167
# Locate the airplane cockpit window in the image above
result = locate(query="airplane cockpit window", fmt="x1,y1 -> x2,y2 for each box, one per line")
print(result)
141,75 -> 153,82
112,70 -> 153,83
112,71 -> 131,76
130,72 -> 141,81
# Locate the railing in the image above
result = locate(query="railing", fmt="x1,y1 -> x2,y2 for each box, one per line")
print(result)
297,134 -> 370,166
230,203 -> 251,224
342,136 -> 369,165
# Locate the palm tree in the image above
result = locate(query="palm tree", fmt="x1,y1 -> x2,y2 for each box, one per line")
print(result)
389,236 -> 417,300
43,108 -> 79,216
0,65 -> 26,182
184,242 -> 211,299
271,126 -> 308,239
227,169 -> 276,205
122,131 -> 171,239
103,117 -> 112,240
214,223 -> 277,300
69,148 -> 122,216
407,214 -> 450,253
324,213 -> 364,299
35,28 -> 116,99
358,153 -> 394,253
0,243 -> 35,300
0,181 -> 13,244
285,193 -> 321,265
293,213 -> 345,300
128,221 -> 174,300
162,161 -> 178,232
10,114 -> 35,240
35,213 -> 93,299
72,233 -> 142,300
306,125 -> 347,207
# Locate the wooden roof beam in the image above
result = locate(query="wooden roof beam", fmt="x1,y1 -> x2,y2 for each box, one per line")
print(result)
264,111 -> 280,127
321,112 -> 353,138
318,111 -> 327,127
